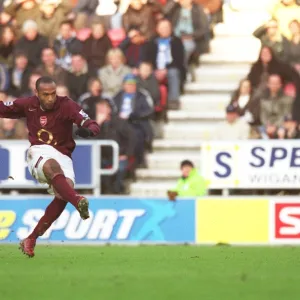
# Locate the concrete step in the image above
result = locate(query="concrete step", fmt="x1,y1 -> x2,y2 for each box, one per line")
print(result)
136,169 -> 180,181
201,52 -> 258,64
168,111 -> 225,123
180,93 -> 229,112
185,82 -> 237,94
210,36 -> 260,55
147,151 -> 200,170
163,124 -> 217,140
130,181 -> 176,197
153,139 -> 202,152
195,64 -> 250,82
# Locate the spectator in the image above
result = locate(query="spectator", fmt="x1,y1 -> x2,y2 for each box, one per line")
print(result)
3,0 -> 40,36
0,25 -> 16,67
82,22 -> 112,70
215,105 -> 250,140
93,98 -> 135,194
253,19 -> 290,62
36,0 -> 72,46
0,11 -> 13,29
14,20 -> 48,69
164,0 -> 209,65
79,78 -> 106,118
53,20 -> 82,70
21,72 -> 41,97
272,0 -> 300,40
229,79 -> 259,124
65,54 -> 96,102
113,74 -> 154,167
167,160 -> 207,200
98,48 -> 131,98
8,53 -> 31,97
35,48 -> 66,84
56,84 -> 70,97
277,115 -> 300,139
137,61 -> 160,104
285,20 -> 300,72
71,0 -> 99,29
247,46 -> 300,97
0,63 -> 9,92
260,74 -> 293,129
145,19 -> 185,110
122,0 -> 159,40
0,118 -> 27,139
119,28 -> 147,71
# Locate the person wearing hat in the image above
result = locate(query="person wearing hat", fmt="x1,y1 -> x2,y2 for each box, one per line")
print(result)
14,19 -> 48,68
215,104 -> 250,140
167,160 -> 207,201
36,0 -> 72,46
113,73 -> 154,167
4,0 -> 41,37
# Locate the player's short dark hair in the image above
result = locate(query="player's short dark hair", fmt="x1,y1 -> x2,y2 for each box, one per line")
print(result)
36,76 -> 56,91
180,160 -> 194,169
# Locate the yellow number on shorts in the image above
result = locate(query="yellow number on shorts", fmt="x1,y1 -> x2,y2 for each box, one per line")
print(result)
0,211 -> 17,240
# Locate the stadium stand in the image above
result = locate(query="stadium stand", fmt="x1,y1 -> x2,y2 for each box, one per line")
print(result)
0,0 -> 300,197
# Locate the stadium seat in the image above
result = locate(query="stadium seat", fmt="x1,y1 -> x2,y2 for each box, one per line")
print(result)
107,28 -> 126,48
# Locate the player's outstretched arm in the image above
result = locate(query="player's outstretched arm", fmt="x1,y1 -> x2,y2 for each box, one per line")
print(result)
0,99 -> 26,119
67,99 -> 100,138
75,119 -> 100,138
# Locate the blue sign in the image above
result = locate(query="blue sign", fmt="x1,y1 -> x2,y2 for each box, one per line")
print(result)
0,142 -> 92,187
0,198 -> 195,243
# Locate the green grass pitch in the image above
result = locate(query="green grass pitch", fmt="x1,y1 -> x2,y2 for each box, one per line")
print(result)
1,245 -> 300,300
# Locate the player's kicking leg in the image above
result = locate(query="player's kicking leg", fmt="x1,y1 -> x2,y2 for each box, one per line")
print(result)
20,158 -> 89,257
43,158 -> 90,220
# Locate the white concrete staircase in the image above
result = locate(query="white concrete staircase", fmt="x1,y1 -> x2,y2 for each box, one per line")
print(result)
130,6 -> 265,197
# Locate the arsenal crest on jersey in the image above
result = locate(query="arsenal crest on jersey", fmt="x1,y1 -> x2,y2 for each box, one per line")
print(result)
40,116 -> 47,127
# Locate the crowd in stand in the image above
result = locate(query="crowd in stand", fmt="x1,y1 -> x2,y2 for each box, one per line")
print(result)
221,0 -> 300,141
0,0 -> 222,194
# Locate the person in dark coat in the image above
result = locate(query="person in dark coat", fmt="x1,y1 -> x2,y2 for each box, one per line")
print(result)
14,20 -> 48,69
93,98 -> 135,194
8,53 -> 32,97
119,28 -> 147,71
144,19 -> 185,109
71,0 -> 99,29
137,61 -> 160,108
53,20 -> 82,70
285,20 -> 300,71
113,74 -> 154,167
122,0 -> 162,40
82,22 -> 112,70
35,48 -> 66,85
65,54 -> 96,102
253,19 -> 290,62
164,0 -> 209,61
79,77 -> 117,119
0,25 -> 16,67
247,46 -> 300,96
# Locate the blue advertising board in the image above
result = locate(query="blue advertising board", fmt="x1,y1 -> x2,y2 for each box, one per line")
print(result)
0,198 -> 195,243
0,141 -> 93,188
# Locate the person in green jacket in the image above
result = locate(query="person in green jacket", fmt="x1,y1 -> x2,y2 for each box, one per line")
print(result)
167,160 -> 207,200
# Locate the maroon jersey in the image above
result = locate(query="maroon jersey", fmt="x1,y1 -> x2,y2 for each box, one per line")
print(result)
0,96 -> 100,157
